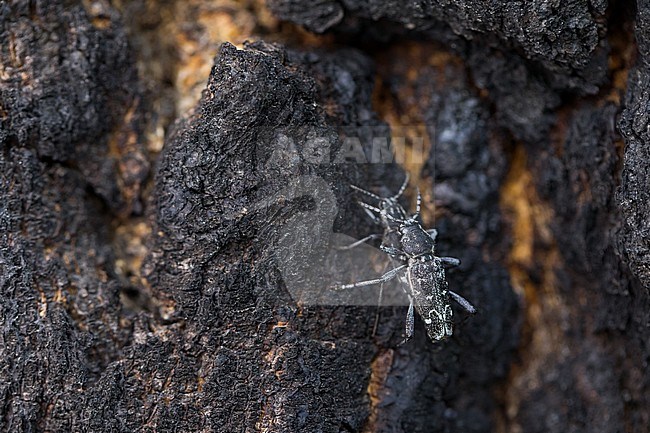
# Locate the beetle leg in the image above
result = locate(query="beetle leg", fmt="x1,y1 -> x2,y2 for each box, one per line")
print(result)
333,264 -> 407,290
380,245 -> 406,259
440,256 -> 461,268
335,233 -> 382,250
449,290 -> 476,314
398,301 -> 415,346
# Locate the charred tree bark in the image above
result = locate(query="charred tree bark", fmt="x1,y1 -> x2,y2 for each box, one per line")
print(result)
1,1 -> 649,433
0,1 -> 148,431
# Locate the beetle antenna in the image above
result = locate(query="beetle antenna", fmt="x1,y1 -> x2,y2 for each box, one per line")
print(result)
351,184 -> 382,201
391,173 -> 410,200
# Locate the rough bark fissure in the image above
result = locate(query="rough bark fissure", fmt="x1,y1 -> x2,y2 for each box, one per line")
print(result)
1,0 -> 650,432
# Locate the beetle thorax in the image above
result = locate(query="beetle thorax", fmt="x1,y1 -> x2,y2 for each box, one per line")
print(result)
399,224 -> 435,256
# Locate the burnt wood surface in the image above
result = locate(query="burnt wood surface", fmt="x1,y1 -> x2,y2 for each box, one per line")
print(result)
1,1 -> 649,432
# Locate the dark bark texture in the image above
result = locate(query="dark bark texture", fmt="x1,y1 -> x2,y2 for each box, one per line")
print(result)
1,1 -> 148,431
268,0 -> 609,77
1,0 -> 649,432
267,0 -> 610,144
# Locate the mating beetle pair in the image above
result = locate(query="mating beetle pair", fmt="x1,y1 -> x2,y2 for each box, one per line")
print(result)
334,175 -> 476,343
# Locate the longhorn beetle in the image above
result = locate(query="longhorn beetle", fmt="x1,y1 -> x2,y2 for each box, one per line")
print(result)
335,178 -> 476,343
